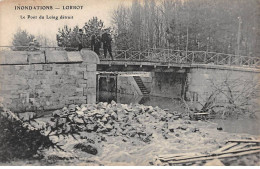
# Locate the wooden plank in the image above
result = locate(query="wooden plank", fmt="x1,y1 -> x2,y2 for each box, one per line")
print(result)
193,113 -> 210,115
228,140 -> 260,144
158,153 -> 199,162
228,143 -> 255,151
160,146 -> 260,162
214,143 -> 239,153
167,149 -> 260,165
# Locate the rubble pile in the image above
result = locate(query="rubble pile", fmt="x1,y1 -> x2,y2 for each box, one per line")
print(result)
44,101 -> 184,144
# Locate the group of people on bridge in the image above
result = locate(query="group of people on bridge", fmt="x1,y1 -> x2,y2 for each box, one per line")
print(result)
76,28 -> 114,60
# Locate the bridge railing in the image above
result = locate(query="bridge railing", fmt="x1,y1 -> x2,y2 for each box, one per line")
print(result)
1,46 -> 259,68
111,48 -> 260,68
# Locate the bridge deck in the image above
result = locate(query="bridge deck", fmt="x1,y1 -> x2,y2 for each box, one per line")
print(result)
99,59 -> 260,73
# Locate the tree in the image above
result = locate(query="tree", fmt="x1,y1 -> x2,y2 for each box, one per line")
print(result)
56,17 -> 108,50
35,34 -> 56,48
56,25 -> 77,50
83,16 -> 106,47
12,28 -> 35,51
112,0 -> 259,57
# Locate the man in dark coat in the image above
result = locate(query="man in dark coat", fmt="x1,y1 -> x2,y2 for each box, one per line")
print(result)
101,29 -> 113,60
76,29 -> 84,51
91,34 -> 101,56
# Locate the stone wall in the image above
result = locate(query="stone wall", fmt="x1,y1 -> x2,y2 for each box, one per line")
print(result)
187,67 -> 260,107
150,72 -> 186,98
117,75 -> 142,96
0,49 -> 99,112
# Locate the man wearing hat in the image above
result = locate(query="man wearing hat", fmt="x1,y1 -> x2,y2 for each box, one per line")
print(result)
76,29 -> 84,51
101,28 -> 113,60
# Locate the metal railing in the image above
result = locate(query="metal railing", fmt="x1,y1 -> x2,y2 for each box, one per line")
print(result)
108,48 -> 260,68
1,46 -> 259,68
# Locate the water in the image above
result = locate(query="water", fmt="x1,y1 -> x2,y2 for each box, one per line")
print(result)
98,91 -> 260,136
97,91 -> 185,112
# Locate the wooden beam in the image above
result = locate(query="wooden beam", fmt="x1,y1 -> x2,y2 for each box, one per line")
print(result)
213,143 -> 238,153
167,149 -> 260,165
228,140 -> 260,144
160,146 -> 260,162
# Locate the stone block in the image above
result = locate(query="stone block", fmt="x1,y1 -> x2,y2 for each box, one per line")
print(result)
28,51 -> 45,63
86,87 -> 96,95
86,64 -> 97,71
80,49 -> 100,64
87,78 -> 96,88
87,94 -> 96,104
45,50 -> 68,63
44,65 -> 53,71
76,88 -> 84,92
13,65 -> 25,71
37,71 -> 45,75
75,67 -> 86,72
78,83 -> 87,88
67,51 -> 83,62
65,100 -> 74,105
34,64 -> 43,71
0,51 -> 28,64
83,71 -> 89,79
68,70 -> 78,76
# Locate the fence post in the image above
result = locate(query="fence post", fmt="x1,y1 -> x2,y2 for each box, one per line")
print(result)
192,52 -> 194,64
164,50 -> 167,62
204,52 -> 207,64
177,51 -> 179,63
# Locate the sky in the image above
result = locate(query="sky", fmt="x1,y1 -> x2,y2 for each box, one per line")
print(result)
0,0 -> 132,46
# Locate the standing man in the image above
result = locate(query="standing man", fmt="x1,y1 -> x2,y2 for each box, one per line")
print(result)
76,29 -> 84,51
101,29 -> 114,60
91,33 -> 101,56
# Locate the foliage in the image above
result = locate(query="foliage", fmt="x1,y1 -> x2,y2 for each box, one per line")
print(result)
56,17 -> 109,50
112,0 -> 259,56
0,108 -> 53,162
0,105 -> 78,162
12,28 -> 35,51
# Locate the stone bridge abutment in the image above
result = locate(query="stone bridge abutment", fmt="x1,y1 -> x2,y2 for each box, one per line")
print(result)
0,49 -> 99,112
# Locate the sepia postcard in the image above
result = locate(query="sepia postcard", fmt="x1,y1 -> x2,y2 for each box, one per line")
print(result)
0,0 -> 259,166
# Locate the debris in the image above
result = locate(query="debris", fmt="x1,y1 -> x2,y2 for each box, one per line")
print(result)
74,143 -> 98,155
217,127 -> 223,131
156,139 -> 260,166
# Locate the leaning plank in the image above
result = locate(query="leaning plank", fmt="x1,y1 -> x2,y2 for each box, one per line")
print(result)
167,149 -> 260,165
213,142 -> 238,153
161,146 -> 260,162
229,143 -> 256,151
158,153 -> 199,162
228,140 -> 260,144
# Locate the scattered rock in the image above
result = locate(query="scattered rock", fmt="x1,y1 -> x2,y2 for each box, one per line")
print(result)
191,128 -> 199,132
217,127 -> 223,131
74,143 -> 98,155
177,126 -> 188,130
